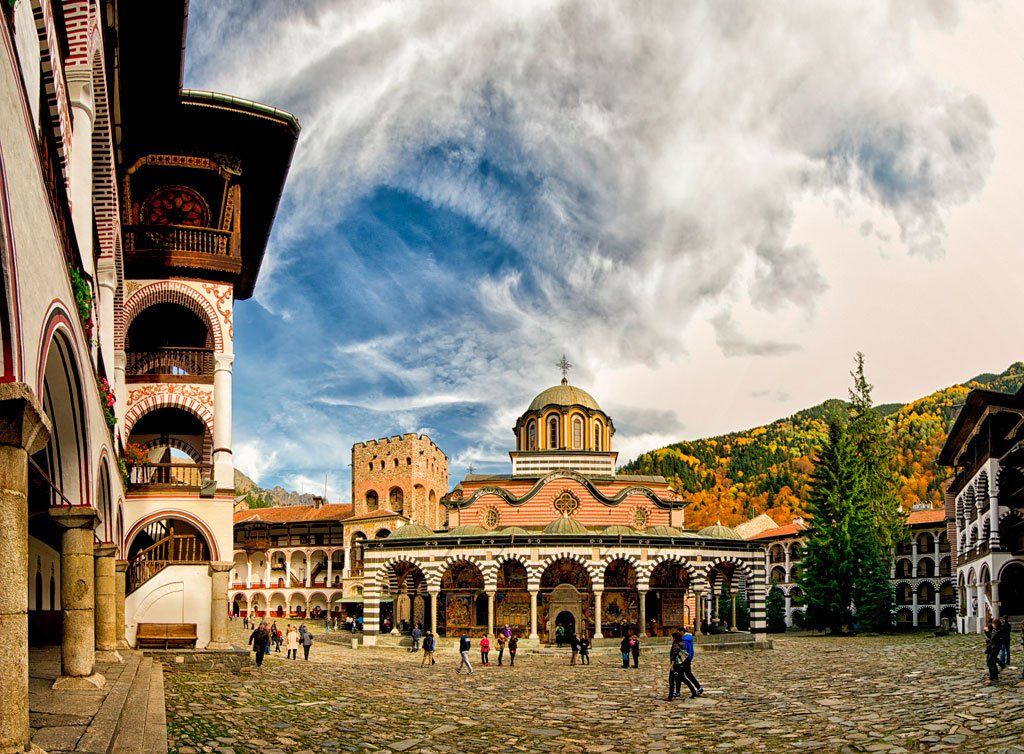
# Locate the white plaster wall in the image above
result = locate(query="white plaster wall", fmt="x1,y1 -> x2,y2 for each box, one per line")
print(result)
27,536 -> 61,611
125,564 -> 212,648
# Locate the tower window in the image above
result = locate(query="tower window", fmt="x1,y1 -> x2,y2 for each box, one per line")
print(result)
548,415 -> 560,449
527,421 -> 537,451
365,490 -> 379,510
593,421 -> 603,451
572,416 -> 584,450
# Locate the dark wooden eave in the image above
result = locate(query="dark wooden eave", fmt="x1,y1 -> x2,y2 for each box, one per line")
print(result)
937,389 -> 1024,467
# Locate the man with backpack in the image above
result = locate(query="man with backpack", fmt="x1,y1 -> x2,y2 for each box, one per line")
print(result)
457,633 -> 474,674
678,627 -> 704,698
299,623 -> 314,660
421,631 -> 436,666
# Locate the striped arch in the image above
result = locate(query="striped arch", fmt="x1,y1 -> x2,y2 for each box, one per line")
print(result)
599,553 -> 642,588
120,280 -> 224,350
707,556 -> 756,580
376,555 -> 428,586
538,552 -> 600,584
124,391 -> 214,439
141,436 -> 203,463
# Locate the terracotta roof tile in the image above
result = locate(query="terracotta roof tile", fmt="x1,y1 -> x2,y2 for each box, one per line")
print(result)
234,503 -> 354,525
906,508 -> 946,526
747,521 -> 809,541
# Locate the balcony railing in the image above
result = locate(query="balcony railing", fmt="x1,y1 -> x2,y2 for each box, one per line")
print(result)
127,533 -> 207,593
126,347 -> 214,378
127,462 -> 213,490
124,224 -> 234,257
28,457 -> 75,507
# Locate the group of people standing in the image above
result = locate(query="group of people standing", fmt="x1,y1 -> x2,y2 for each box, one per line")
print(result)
983,617 -> 1022,682
456,624 -> 521,675
247,621 -> 315,666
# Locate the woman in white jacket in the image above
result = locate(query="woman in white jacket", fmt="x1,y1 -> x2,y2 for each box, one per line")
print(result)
285,624 -> 300,659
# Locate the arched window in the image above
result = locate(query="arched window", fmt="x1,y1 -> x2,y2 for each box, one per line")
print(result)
571,415 -> 584,449
365,490 -> 379,510
527,421 -> 537,451
389,487 -> 404,515
548,415 -> 560,449
593,421 -> 603,450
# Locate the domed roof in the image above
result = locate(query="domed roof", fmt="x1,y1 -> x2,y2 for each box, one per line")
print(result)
645,525 -> 684,537
527,381 -> 602,413
603,524 -> 637,535
543,516 -> 589,535
698,521 -> 744,540
388,523 -> 435,540
446,525 -> 488,537
500,526 -> 531,536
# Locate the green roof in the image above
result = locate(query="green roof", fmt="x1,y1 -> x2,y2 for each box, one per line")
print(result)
446,525 -> 488,537
500,526 -> 531,536
388,523 -> 435,540
645,525 -> 684,537
697,522 -> 744,540
543,516 -> 589,535
603,525 -> 637,535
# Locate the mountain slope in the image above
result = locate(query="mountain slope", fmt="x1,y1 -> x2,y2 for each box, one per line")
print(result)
620,363 -> 1024,529
233,469 -> 318,508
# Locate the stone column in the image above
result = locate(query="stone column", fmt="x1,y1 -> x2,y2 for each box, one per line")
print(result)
265,557 -> 271,587
66,71 -> 95,277
529,588 -> 539,640
96,258 -> 117,375
114,560 -> 128,649
93,543 -> 119,660
51,506 -> 104,689
326,557 -> 333,587
208,562 -> 233,649
730,592 -> 737,631
692,589 -> 703,633
246,559 -> 252,589
213,353 -> 235,489
486,590 -> 496,637
638,588 -> 648,637
989,581 -> 1001,620
286,559 -> 292,587
593,589 -> 604,639
0,385 -> 50,754
428,589 -> 439,636
342,546 -> 351,578
114,351 -> 127,428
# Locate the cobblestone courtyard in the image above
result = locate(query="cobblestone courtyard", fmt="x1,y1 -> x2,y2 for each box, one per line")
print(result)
164,625 -> 1024,754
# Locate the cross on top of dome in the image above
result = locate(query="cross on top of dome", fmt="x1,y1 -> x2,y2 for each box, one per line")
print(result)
557,354 -> 572,386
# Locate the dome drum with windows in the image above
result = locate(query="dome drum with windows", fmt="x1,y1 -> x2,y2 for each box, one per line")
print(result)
512,363 -> 616,477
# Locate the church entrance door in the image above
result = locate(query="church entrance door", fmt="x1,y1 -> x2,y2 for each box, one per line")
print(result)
546,584 -> 582,642
555,610 -> 576,638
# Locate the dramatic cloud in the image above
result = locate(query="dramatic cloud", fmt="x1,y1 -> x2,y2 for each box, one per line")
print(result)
185,1 -> 994,492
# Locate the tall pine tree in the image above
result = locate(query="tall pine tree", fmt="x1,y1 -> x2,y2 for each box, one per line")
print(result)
799,416 -> 863,633
766,585 -> 787,633
848,354 -> 900,631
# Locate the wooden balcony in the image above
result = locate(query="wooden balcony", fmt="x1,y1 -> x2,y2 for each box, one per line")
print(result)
127,534 -> 208,594
123,224 -> 241,278
126,346 -> 214,383
127,462 -> 213,491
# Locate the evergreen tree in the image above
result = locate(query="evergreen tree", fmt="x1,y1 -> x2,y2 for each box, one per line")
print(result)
848,352 -> 906,553
717,579 -> 732,628
847,353 -> 899,630
735,589 -> 750,631
799,416 -> 862,633
766,585 -> 787,632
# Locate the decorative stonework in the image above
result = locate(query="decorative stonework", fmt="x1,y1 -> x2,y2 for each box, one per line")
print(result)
553,489 -> 581,517
127,383 -> 213,409
632,507 -> 650,530
202,283 -> 234,340
483,506 -> 501,530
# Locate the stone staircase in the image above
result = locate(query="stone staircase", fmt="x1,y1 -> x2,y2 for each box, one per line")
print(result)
29,648 -> 168,753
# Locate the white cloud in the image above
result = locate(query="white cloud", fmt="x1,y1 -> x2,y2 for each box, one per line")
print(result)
233,439 -> 279,485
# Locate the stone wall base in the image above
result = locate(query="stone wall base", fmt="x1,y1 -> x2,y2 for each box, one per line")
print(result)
144,648 -> 251,675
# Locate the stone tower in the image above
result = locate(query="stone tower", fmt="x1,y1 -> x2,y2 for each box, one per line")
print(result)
351,434 -> 448,529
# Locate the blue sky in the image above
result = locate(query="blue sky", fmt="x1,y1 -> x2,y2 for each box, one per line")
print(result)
184,1 -> 1024,501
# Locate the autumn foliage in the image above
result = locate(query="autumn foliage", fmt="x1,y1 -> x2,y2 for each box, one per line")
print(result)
620,363 -> 1024,530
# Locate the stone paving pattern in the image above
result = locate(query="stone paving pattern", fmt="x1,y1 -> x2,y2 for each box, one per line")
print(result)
164,623 -> 1024,754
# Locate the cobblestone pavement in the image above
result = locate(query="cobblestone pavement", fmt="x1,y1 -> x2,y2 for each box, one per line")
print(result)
164,623 -> 1024,754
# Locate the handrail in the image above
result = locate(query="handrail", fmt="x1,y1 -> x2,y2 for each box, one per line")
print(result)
28,456 -> 76,507
127,533 -> 208,593
125,346 -> 214,377
123,224 -> 235,257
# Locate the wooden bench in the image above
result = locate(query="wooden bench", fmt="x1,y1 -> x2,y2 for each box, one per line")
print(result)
135,622 -> 198,649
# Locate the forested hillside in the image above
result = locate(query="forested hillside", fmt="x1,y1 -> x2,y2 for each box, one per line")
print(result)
621,363 -> 1024,529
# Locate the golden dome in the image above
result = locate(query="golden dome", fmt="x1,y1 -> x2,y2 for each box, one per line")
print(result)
527,381 -> 602,413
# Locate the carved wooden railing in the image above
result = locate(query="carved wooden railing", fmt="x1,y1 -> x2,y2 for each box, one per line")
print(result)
127,462 -> 213,489
127,534 -> 207,594
126,347 -> 214,378
124,224 -> 234,257
28,456 -> 75,507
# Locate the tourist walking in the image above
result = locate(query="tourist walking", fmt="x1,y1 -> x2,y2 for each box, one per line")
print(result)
457,633 -> 474,674
555,623 -> 565,648
496,634 -> 507,665
502,624 -> 512,641
299,624 -> 314,660
985,632 -> 1000,682
285,624 -> 299,660
242,615 -> 249,630
997,617 -> 1011,669
480,634 -> 491,665
422,631 -> 437,666
630,631 -> 641,668
411,625 -> 422,652
620,635 -> 631,669
248,621 -> 270,668
667,631 -> 684,700
680,627 -> 704,697
579,635 -> 591,665
569,633 -> 580,666
508,635 -> 518,667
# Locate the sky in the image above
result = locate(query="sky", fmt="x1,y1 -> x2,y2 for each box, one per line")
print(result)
184,1 -> 1024,502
